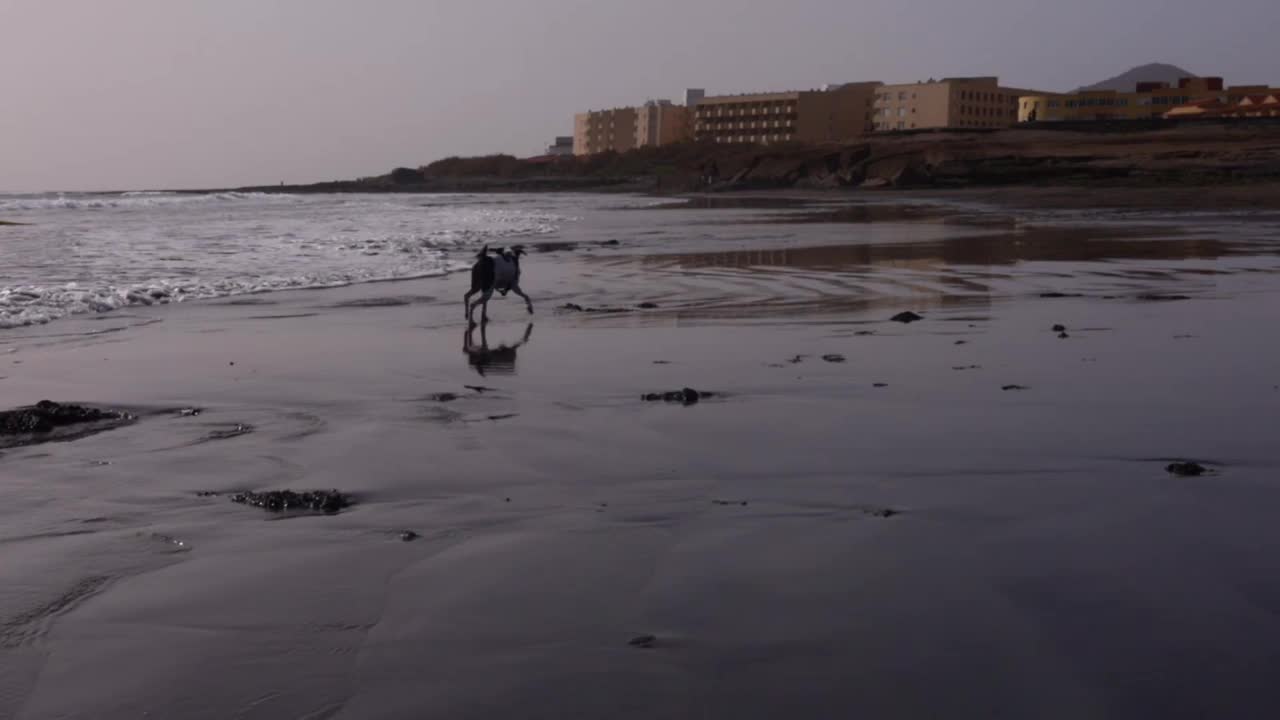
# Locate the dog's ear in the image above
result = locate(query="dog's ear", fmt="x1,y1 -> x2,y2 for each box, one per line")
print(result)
511,245 -> 526,257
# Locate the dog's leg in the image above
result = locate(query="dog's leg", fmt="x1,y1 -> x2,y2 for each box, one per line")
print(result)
464,288 -> 478,320
478,289 -> 493,325
511,285 -> 534,314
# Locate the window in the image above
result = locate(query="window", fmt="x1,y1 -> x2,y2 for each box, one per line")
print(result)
898,92 -> 906,100
898,108 -> 906,117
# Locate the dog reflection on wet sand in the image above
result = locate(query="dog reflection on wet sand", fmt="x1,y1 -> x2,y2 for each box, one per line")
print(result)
464,323 -> 533,376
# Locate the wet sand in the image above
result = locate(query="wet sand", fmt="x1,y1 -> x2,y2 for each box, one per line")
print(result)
3,196 -> 1280,718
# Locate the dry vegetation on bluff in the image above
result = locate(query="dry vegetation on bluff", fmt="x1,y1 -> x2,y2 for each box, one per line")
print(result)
241,121 -> 1280,194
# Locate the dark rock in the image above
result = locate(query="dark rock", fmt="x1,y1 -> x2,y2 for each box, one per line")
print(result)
873,383 -> 888,388
178,407 -> 203,417
1136,294 -> 1191,302
1052,324 -> 1067,332
0,400 -> 133,448
1002,384 -> 1029,391
428,393 -> 460,402
204,423 -> 254,441
854,331 -> 875,336
891,311 -> 924,324
788,355 -> 808,364
230,489 -> 352,514
196,491 -> 219,497
859,506 -> 900,518
1040,292 -> 1084,298
1166,461 -> 1208,477
628,634 -> 657,648
399,530 -> 420,542
464,385 -> 498,393
652,360 -> 671,365
0,400 -> 121,435
602,239 -> 620,245
1058,332 -> 1070,339
954,340 -> 968,345
822,354 -> 846,363
712,499 -> 748,506
636,302 -> 659,309
559,302 -> 627,314
487,413 -> 518,421
642,387 -> 715,405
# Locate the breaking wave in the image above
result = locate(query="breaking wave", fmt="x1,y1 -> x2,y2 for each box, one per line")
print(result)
0,193 -> 577,328
0,191 -> 298,212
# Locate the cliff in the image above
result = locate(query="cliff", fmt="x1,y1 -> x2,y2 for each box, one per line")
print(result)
235,121 -> 1280,195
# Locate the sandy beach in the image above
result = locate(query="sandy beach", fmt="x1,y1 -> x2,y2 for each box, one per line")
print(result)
3,193 -> 1280,718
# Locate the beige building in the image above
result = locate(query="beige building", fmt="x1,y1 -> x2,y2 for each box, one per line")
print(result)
573,107 -> 638,156
1017,76 -> 1276,123
873,77 -> 1044,131
636,100 -> 690,148
693,82 -> 882,145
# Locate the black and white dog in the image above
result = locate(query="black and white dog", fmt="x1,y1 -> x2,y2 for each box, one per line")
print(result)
464,245 -> 533,325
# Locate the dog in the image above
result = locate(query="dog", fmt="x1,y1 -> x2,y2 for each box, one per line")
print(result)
464,245 -> 533,325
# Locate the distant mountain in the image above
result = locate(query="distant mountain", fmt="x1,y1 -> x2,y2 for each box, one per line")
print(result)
1077,63 -> 1197,93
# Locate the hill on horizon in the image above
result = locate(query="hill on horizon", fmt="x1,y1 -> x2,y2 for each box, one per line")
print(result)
1077,63 -> 1197,93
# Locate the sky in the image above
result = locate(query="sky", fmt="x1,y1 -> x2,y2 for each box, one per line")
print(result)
2,0 -> 1277,192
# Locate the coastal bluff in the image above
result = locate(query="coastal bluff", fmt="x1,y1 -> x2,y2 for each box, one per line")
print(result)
233,121 -> 1280,195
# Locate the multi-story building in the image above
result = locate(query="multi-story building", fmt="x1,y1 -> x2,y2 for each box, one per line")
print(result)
1016,76 -> 1250,122
546,136 -> 574,157
873,77 -> 1045,131
573,107 -> 638,155
692,82 -> 882,145
636,100 -> 690,148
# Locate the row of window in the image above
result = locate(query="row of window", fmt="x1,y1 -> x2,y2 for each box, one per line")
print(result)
958,90 -> 1018,105
696,123 -> 797,132
695,133 -> 796,143
697,103 -> 795,115
696,113 -> 799,123
1060,98 -> 1131,108
873,119 -> 1011,131
961,105 -> 1016,118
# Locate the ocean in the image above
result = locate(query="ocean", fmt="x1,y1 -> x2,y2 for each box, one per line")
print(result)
0,192 -> 670,328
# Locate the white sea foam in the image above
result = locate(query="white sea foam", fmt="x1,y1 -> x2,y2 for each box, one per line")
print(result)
0,192 -> 594,328
0,191 -> 298,212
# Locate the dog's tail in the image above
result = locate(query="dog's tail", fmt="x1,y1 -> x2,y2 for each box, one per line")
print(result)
474,244 -> 490,260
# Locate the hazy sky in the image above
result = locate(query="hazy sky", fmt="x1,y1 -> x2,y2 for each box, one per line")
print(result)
2,0 -> 1276,191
